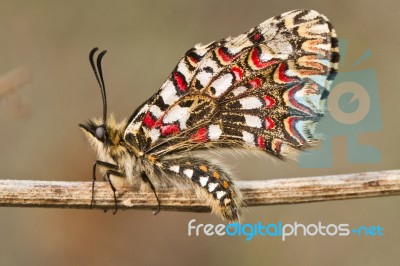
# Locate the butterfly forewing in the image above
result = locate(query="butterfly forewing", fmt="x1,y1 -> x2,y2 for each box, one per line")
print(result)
124,9 -> 338,159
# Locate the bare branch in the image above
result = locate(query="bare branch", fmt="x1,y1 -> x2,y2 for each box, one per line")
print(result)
0,170 -> 399,213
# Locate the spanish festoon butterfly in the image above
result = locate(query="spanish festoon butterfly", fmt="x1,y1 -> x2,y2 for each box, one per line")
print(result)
80,9 -> 339,221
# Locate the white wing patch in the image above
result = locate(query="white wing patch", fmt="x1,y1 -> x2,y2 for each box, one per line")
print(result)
209,73 -> 234,97
244,115 -> 262,128
239,97 -> 263,109
160,81 -> 179,105
163,105 -> 191,129
242,131 -> 255,146
208,124 -> 222,140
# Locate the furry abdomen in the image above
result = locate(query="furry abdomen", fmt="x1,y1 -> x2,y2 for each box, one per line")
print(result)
141,154 -> 243,221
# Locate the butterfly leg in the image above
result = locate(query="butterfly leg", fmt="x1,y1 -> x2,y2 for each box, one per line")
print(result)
140,172 -> 161,215
91,160 -> 119,207
105,169 -> 124,214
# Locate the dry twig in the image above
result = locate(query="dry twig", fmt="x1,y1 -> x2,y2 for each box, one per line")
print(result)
0,170 -> 399,213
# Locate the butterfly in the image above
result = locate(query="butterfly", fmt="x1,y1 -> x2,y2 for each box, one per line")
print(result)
79,9 -> 339,222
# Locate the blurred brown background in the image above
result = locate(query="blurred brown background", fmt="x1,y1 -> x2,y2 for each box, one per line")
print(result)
0,1 -> 399,265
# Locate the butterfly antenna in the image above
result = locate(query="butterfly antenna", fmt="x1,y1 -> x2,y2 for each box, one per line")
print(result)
89,47 -> 108,125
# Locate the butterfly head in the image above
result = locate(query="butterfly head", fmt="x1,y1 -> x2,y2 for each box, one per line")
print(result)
79,115 -> 125,154
79,48 -> 125,159
80,118 -> 107,145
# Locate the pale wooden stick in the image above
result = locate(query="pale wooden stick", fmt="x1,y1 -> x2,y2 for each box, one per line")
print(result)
0,170 -> 399,213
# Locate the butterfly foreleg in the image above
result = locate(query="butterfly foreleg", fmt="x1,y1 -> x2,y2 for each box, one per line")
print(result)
105,169 -> 124,214
91,160 -> 119,207
140,171 -> 161,215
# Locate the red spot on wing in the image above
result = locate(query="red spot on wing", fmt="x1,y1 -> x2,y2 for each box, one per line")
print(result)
277,63 -> 298,83
160,124 -> 180,136
287,84 -> 312,114
187,50 -> 202,66
143,112 -> 163,129
173,72 -> 187,92
231,66 -> 244,81
191,127 -> 208,142
285,117 -> 304,144
143,112 -> 156,128
265,117 -> 275,130
250,47 -> 277,69
189,55 -> 198,64
217,47 -> 234,63
257,136 -> 266,149
249,78 -> 262,88
253,33 -> 261,41
263,95 -> 276,108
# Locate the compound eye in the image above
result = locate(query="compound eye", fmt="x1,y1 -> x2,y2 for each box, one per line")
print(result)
95,126 -> 106,141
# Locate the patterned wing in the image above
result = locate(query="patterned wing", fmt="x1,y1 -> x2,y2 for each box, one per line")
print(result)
124,9 -> 339,159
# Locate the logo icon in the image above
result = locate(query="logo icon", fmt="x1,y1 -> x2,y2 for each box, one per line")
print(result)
300,39 -> 382,167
